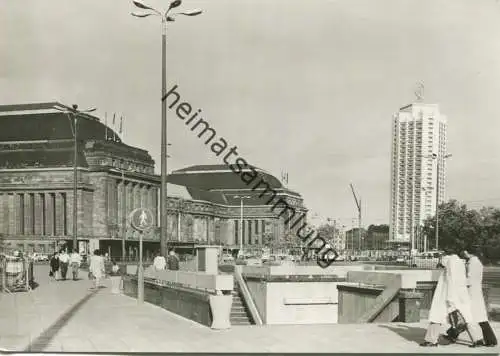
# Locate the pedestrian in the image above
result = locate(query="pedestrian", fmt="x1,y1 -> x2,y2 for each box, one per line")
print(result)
167,249 -> 180,271
69,249 -> 82,281
110,260 -> 121,294
420,247 -> 482,347
153,251 -> 166,271
462,247 -> 497,347
49,252 -> 59,281
111,260 -> 120,275
58,249 -> 70,280
89,249 -> 105,290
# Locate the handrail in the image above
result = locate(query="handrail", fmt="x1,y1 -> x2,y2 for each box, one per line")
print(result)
234,265 -> 263,325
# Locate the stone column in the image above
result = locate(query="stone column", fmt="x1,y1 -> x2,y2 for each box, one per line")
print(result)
34,193 -> 44,235
258,220 -> 263,245
135,184 -> 141,208
228,219 -> 235,246
204,217 -> 209,244
45,193 -> 55,236
128,183 -> 134,211
117,181 -> 125,234
207,217 -> 215,245
245,220 -> 250,246
15,193 -> 22,234
111,179 -> 118,222
177,210 -> 181,241
141,185 -> 147,209
23,193 -> 34,235
55,193 -> 64,236
7,194 -> 14,235
193,217 -> 200,241
144,185 -> 150,210
66,191 -> 74,239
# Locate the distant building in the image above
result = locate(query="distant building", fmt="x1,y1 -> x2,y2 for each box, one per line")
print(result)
364,225 -> 390,250
389,102 -> 448,248
166,165 -> 308,253
332,229 -> 346,253
345,228 -> 366,252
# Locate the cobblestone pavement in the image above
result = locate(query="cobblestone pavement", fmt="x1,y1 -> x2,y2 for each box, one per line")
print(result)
0,265 -> 498,353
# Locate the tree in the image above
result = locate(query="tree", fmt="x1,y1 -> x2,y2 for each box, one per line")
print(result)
316,224 -> 337,242
422,199 -> 500,264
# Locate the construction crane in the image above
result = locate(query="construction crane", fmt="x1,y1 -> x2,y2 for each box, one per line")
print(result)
349,183 -> 362,255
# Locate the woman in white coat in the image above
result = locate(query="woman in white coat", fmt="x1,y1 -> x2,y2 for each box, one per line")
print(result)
464,248 -> 497,347
421,248 -> 480,347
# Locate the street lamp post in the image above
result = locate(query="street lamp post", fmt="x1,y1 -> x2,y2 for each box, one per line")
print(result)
54,104 -> 96,252
131,0 -> 202,258
234,195 -> 251,256
429,153 -> 452,251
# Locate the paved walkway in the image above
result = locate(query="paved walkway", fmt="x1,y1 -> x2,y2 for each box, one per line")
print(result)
0,265 -> 499,353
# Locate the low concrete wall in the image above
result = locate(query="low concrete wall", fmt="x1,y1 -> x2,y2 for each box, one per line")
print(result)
242,264 -> 368,278
239,264 -> 374,325
244,273 -> 346,325
346,269 -> 442,289
144,268 -> 233,293
122,276 -> 212,327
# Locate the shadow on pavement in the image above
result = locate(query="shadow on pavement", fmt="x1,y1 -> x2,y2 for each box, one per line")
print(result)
24,289 -> 100,352
378,324 -> 427,344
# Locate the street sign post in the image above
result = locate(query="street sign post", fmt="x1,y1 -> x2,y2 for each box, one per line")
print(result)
129,208 -> 154,304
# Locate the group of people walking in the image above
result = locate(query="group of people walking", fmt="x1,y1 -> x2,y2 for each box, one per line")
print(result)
153,249 -> 180,271
49,248 -> 119,290
49,249 -> 82,281
421,246 -> 497,348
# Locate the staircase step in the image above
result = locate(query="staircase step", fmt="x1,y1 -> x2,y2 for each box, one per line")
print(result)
231,321 -> 252,326
229,280 -> 253,325
230,310 -> 248,318
232,305 -> 244,310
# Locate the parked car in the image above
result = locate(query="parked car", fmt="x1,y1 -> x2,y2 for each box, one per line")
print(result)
31,253 -> 49,262
220,254 -> 234,264
245,257 -> 262,266
407,251 -> 443,268
262,255 -> 281,266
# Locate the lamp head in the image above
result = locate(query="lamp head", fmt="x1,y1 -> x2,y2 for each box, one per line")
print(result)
169,0 -> 182,10
178,9 -> 202,16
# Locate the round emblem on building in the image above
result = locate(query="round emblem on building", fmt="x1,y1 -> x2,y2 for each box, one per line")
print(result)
129,208 -> 154,232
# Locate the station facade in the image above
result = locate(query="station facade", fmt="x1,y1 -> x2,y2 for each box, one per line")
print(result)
0,103 -> 308,259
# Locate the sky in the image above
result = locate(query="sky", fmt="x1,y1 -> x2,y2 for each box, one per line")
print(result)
1,0 -> 500,228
